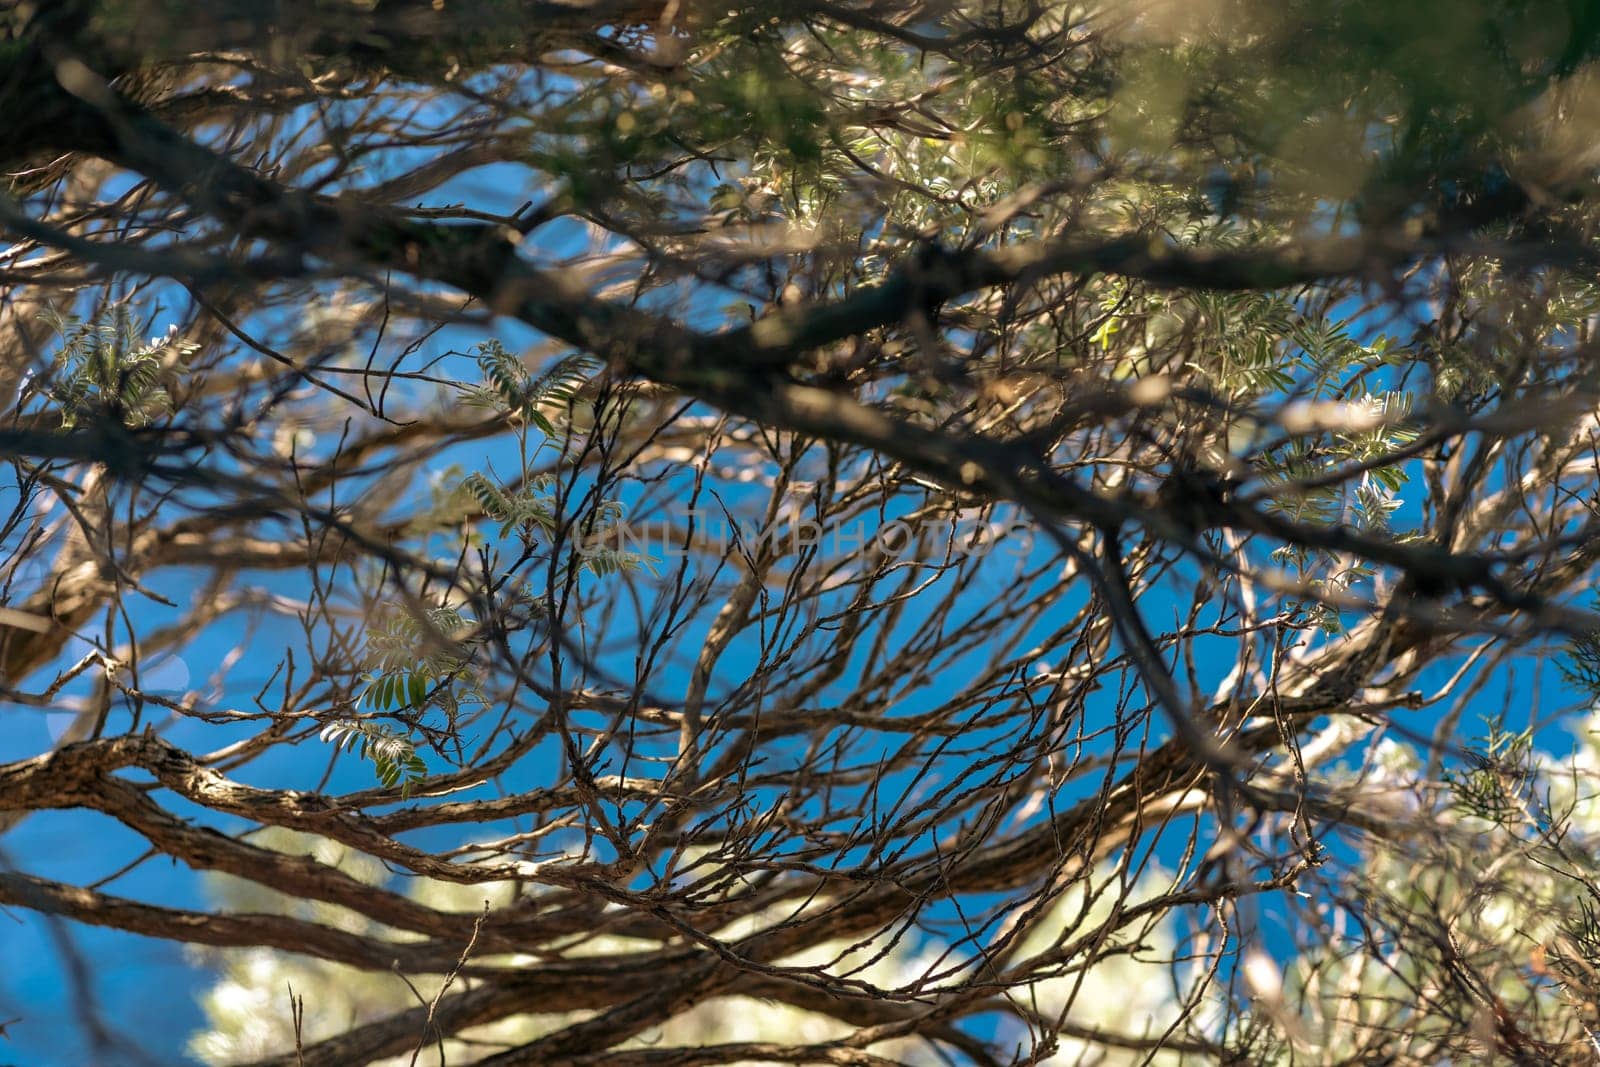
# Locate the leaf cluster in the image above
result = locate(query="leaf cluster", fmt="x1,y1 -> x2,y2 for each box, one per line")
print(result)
39,306 -> 192,429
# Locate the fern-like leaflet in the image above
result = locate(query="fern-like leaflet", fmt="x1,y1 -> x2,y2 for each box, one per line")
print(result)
461,471 -> 557,538
453,339 -> 647,573
39,306 -> 193,428
322,605 -> 484,793
462,339 -> 600,435
360,605 -> 479,715
318,719 -> 428,797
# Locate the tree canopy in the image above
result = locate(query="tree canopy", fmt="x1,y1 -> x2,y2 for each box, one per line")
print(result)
7,1 -> 1600,1063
